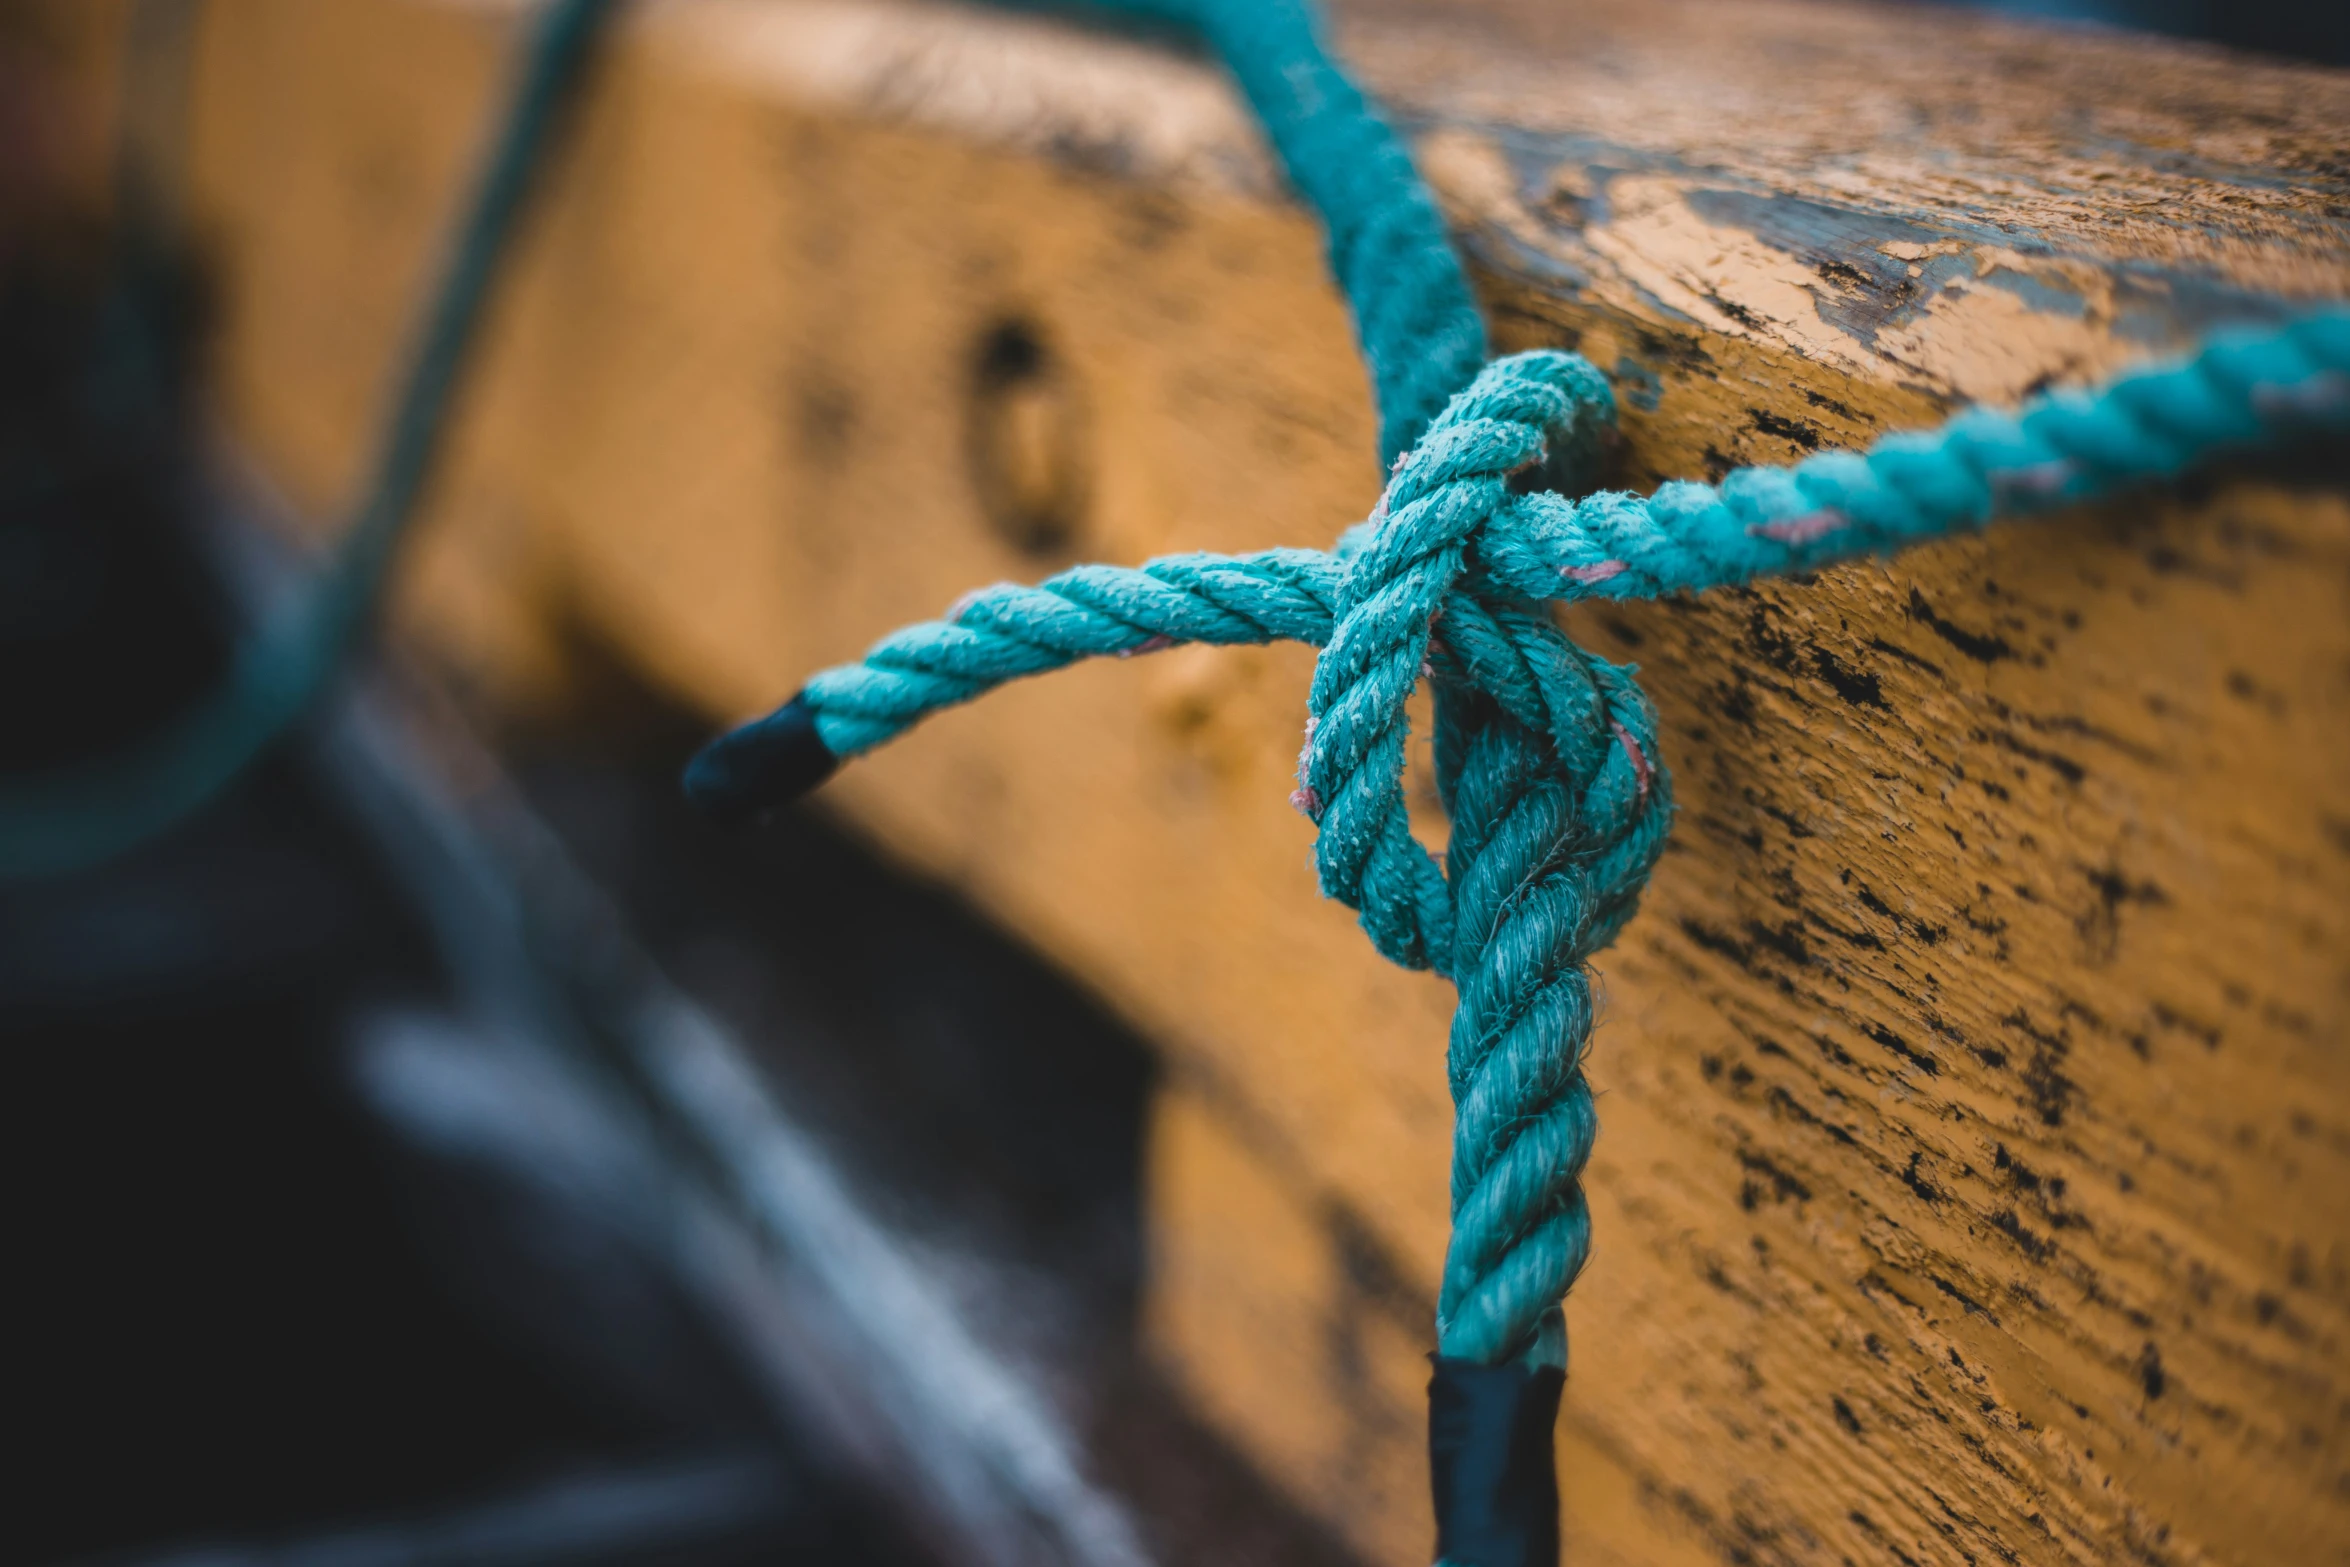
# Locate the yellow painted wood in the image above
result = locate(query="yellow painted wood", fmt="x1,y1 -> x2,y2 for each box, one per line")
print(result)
85,0 -> 2350,1559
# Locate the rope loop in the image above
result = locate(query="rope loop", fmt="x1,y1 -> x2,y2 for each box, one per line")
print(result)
1297,349 -> 1659,981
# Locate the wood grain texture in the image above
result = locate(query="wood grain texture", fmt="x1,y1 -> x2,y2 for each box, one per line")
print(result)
135,0 -> 2350,1560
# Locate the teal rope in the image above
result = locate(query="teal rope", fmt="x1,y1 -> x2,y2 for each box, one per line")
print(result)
704,307 -> 2349,1362
1102,0 -> 1486,465
690,0 -> 2350,1410
767,310 -> 2350,772
0,0 -> 620,881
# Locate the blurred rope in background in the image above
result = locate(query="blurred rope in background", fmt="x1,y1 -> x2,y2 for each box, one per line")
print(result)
0,0 -> 617,880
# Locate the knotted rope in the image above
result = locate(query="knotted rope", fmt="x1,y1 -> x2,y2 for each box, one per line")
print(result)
689,309 -> 2350,1342
681,3 -> 2350,1560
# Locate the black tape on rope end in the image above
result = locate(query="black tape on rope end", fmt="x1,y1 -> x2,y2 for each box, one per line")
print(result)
1429,1355 -> 1566,1567
683,692 -> 839,823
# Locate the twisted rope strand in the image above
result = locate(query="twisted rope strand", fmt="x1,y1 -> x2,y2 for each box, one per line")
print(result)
733,311 -> 2350,775
1475,313 -> 2350,605
1111,0 -> 1487,463
799,550 -> 1340,756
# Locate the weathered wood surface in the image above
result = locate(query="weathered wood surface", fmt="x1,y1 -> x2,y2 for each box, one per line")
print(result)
99,0 -> 2350,1560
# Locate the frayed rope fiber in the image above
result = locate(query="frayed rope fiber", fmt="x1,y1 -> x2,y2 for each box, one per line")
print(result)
680,4 -> 2350,1565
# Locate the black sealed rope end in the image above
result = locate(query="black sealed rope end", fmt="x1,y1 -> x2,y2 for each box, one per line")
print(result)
1429,1355 -> 1565,1567
683,692 -> 838,822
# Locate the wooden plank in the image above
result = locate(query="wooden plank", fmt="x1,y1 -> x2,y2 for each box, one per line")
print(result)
133,0 -> 2350,1560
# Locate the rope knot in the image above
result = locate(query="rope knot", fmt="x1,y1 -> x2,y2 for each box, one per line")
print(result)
1297,351 -> 1669,976
688,312 -> 2350,1381
1295,352 -> 1675,1368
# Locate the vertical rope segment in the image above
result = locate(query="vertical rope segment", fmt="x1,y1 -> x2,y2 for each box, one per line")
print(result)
1101,0 -> 1488,464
